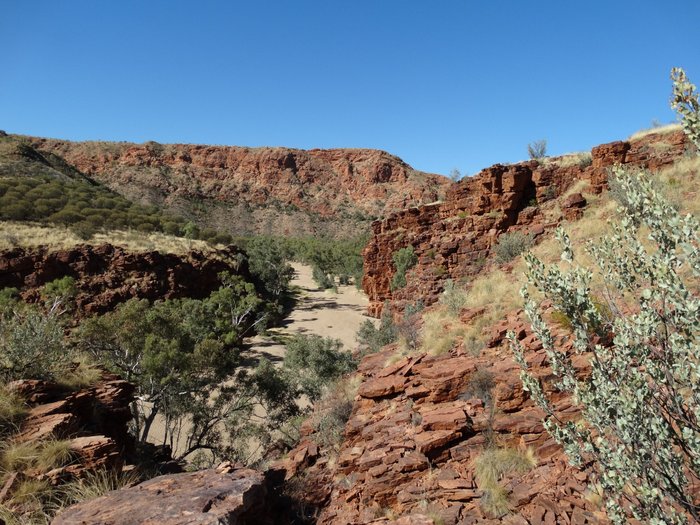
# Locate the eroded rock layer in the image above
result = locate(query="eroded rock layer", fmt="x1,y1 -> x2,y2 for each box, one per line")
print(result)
0,244 -> 248,315
362,130 -> 689,316
279,311 -> 602,524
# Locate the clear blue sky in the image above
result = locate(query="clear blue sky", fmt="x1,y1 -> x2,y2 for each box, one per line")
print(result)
2,1 -> 699,176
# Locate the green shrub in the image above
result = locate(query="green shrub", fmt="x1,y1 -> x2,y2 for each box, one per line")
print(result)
493,231 -> 532,263
0,307 -> 69,382
312,265 -> 335,290
510,166 -> 700,524
357,306 -> 397,354
390,246 -> 417,291
439,279 -> 468,316
41,276 -> 77,304
283,334 -> 356,401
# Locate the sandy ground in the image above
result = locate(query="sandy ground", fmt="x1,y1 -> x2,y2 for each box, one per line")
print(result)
146,263 -> 373,458
245,262 -> 373,365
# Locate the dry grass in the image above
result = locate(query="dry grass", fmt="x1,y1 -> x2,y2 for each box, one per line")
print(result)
0,387 -> 27,432
419,308 -> 466,356
543,151 -> 592,169
0,221 -> 217,254
656,155 -> 700,216
54,358 -> 103,391
58,468 -> 139,505
1,440 -> 73,473
629,123 -> 681,141
474,446 -> 537,517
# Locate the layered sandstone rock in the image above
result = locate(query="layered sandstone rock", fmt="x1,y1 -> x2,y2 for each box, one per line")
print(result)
24,137 -> 451,237
0,243 -> 248,315
362,130 -> 689,317
52,465 -> 288,525
6,374 -> 135,486
278,311 -> 603,524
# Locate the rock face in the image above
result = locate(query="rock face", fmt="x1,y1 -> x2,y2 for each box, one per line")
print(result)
278,313 -> 602,524
7,374 -> 135,484
0,243 -> 249,315
362,130 -> 689,317
52,466 -> 288,525
23,136 -> 451,238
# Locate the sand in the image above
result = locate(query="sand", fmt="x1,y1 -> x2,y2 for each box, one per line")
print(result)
245,262 -> 373,364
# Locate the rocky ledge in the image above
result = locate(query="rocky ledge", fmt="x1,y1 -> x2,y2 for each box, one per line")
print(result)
52,464 -> 288,525
0,243 -> 249,315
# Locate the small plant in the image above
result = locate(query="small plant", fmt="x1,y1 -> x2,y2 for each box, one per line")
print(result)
312,265 -> 335,290
41,276 -> 77,304
493,231 -> 532,263
462,369 -> 496,444
439,279 -> 468,316
527,139 -> 547,160
390,246 -> 418,291
474,447 -> 536,517
448,168 -> 462,182
313,387 -> 354,450
670,67 -> 700,152
397,301 -> 423,352
0,385 -> 27,435
356,306 -> 397,354
542,185 -> 557,201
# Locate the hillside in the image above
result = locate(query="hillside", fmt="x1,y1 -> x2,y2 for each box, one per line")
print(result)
20,135 -> 451,238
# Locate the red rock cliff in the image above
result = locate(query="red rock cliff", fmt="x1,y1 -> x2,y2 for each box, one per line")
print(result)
362,130 -> 689,317
24,137 -> 451,237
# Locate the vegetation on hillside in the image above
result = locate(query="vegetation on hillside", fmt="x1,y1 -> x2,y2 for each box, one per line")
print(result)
0,174 -> 232,244
0,270 -> 356,522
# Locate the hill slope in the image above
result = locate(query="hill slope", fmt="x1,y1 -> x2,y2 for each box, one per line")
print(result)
21,136 -> 450,238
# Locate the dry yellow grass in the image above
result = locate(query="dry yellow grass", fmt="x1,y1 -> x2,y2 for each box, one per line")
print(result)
455,153 -> 699,349
543,151 -> 592,169
629,123 -> 681,141
419,308 -> 466,356
0,221 -> 218,254
474,446 -> 537,517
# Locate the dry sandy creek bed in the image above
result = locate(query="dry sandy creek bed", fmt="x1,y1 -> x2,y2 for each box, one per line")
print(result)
246,262 -> 373,362
148,262 -> 375,457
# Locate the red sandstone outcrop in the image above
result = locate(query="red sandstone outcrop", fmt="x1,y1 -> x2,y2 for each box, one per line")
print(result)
362,130 -> 690,317
0,243 -> 249,315
52,465 -> 289,525
23,136 -> 451,237
278,311 -> 603,524
2,374 -> 135,494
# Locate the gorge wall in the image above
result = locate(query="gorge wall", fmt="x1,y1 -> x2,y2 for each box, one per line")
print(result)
0,244 -> 249,315
23,136 -> 451,238
362,129 -> 689,317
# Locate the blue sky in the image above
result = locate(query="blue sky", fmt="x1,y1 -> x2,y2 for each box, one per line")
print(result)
2,1 -> 699,175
